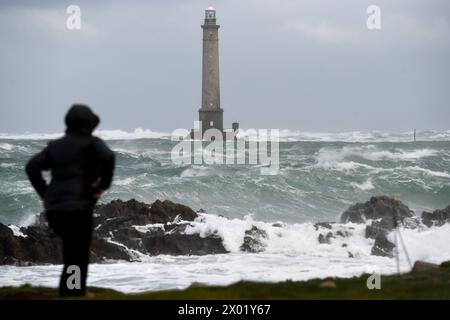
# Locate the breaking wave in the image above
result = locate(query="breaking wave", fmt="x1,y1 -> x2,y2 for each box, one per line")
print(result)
0,128 -> 170,141
1,213 -> 450,293
1,129 -> 449,142
1,131 -> 450,226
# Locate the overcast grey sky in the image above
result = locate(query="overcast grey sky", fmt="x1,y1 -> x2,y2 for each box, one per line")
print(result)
0,0 -> 449,133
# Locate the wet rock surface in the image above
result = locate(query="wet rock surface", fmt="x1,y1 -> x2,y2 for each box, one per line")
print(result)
340,196 -> 414,226
339,196 -> 427,257
0,199 -> 226,265
371,234 -> 396,257
240,226 -> 268,253
340,196 -> 412,257
339,196 -> 450,260
1,196 -> 450,265
421,205 -> 450,228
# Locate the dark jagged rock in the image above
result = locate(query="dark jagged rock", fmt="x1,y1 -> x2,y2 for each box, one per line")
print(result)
142,233 -> 227,255
316,225 -> 352,245
91,199 -> 201,258
3,197 -> 450,265
107,227 -> 148,253
340,196 -> 414,225
138,221 -> 228,256
335,230 -> 350,237
272,223 -> 283,228
93,198 -> 197,227
89,235 -> 133,262
365,220 -> 389,239
0,224 -> 17,264
422,206 -> 450,227
240,226 -> 268,253
0,223 -> 62,265
149,200 -> 198,224
95,199 -> 151,220
371,234 -> 395,257
0,199 -> 216,266
318,232 -> 334,244
0,223 -> 13,238
314,222 -> 333,230
339,196 -> 419,257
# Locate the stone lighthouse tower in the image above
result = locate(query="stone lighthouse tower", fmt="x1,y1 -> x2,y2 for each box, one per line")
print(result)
199,6 -> 223,134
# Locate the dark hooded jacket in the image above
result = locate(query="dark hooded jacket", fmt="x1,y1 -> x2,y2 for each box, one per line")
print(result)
25,105 -> 115,212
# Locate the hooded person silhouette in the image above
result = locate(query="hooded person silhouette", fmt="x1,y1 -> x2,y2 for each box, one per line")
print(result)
26,104 -> 115,296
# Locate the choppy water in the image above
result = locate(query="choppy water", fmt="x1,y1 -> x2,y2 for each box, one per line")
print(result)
1,129 -> 449,225
0,129 -> 449,292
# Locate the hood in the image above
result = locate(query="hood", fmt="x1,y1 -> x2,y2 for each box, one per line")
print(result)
65,104 -> 100,135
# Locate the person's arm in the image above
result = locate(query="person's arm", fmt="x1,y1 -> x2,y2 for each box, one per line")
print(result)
25,147 -> 51,199
92,138 -> 115,195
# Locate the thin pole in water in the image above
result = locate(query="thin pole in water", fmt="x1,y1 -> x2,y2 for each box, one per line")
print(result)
413,129 -> 416,142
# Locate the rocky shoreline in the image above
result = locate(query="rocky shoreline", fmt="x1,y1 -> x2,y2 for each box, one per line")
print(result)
1,196 -> 449,266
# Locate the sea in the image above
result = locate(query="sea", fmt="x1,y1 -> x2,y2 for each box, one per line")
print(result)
0,128 -> 449,293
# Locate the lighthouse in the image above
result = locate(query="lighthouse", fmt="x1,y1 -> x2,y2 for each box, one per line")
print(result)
191,7 -> 239,139
199,6 -> 223,134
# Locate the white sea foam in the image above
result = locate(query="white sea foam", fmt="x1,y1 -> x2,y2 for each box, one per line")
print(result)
237,129 -> 450,142
364,148 -> 437,161
133,224 -> 165,233
0,133 -> 63,140
184,214 -> 258,252
1,129 -> 449,142
403,166 -> 450,178
113,148 -> 141,158
0,143 -> 31,154
8,225 -> 27,238
113,148 -> 171,160
315,145 -> 438,173
315,147 -> 376,172
237,130 -> 385,142
428,131 -> 450,140
184,213 -> 450,266
0,128 -> 169,141
180,166 -> 210,178
388,224 -> 450,264
0,143 -> 14,151
351,179 -> 375,191
1,220 -> 449,293
95,128 -> 169,140
184,213 -> 372,258
115,177 -> 136,186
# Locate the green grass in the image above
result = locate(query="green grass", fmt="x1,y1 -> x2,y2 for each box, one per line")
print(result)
1,263 -> 450,300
